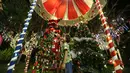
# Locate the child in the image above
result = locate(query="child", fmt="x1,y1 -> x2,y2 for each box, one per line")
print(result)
61,34 -> 72,73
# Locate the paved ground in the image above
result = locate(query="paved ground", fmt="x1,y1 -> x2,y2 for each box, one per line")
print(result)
0,62 -> 130,73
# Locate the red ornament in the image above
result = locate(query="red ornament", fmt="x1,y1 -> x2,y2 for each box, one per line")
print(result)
51,37 -> 60,54
32,70 -> 36,73
34,61 -> 39,66
108,59 -> 113,64
48,19 -> 61,27
50,27 -> 55,32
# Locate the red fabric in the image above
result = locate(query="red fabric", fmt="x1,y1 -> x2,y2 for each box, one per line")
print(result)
43,0 -> 62,14
50,28 -> 55,32
43,0 -> 91,20
55,0 -> 67,18
55,30 -> 61,33
108,42 -> 114,49
74,0 -> 90,15
116,69 -> 122,73
105,30 -> 110,35
68,0 -> 78,19
34,61 -> 38,66
48,19 -> 61,26
110,51 -> 116,57
32,70 -> 36,73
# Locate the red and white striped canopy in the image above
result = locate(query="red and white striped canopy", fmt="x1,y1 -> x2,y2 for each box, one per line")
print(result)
32,0 -> 106,26
43,0 -> 92,20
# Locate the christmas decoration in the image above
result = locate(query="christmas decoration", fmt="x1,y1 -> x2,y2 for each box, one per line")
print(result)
24,32 -> 38,73
30,0 -> 106,25
94,0 -> 122,73
69,23 -> 112,73
35,19 -> 62,72
32,55 -> 42,73
7,0 -> 37,73
24,48 -> 33,73
95,33 -> 108,50
10,33 -> 19,49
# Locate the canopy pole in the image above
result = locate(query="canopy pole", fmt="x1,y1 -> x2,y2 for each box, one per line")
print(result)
7,0 -> 37,73
94,0 -> 123,73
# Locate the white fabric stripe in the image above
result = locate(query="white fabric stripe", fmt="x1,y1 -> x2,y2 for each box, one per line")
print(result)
42,0 -> 47,3
29,10 -> 33,12
101,17 -> 106,21
23,27 -> 27,30
32,3 -> 36,5
72,0 -> 82,16
26,18 -> 31,21
11,56 -> 18,61
104,26 -> 109,31
18,38 -> 24,41
8,65 -> 15,70
14,50 -> 20,53
100,12 -> 104,16
30,6 -> 35,9
63,0 -> 68,20
28,13 -> 32,17
103,22 -> 107,26
16,43 -> 22,47
109,47 -> 115,53
83,0 -> 93,8
108,40 -> 112,44
25,23 -> 29,26
51,13 -> 57,20
106,33 -> 111,37
112,55 -> 118,60
21,32 -> 26,35
115,65 -> 121,71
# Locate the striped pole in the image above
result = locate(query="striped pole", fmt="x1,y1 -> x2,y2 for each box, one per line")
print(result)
94,0 -> 123,73
7,0 -> 37,73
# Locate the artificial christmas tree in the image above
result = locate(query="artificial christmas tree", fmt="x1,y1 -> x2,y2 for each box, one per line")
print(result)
69,23 -> 114,73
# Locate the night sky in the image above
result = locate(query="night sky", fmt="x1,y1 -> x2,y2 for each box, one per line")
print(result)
107,0 -> 130,19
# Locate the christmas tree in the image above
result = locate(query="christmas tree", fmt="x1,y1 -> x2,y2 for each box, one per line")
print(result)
68,23 -> 114,73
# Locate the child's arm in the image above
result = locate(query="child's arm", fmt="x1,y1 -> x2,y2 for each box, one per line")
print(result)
63,49 -> 68,64
61,49 -> 68,69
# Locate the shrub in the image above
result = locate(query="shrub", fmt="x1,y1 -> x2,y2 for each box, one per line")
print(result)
0,48 -> 14,61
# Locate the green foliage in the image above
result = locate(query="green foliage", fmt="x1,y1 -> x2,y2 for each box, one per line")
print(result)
0,0 -> 29,32
0,48 -> 14,61
40,32 -> 54,49
69,23 -> 113,72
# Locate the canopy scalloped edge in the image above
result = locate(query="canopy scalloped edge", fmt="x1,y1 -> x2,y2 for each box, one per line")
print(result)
30,0 -> 106,26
